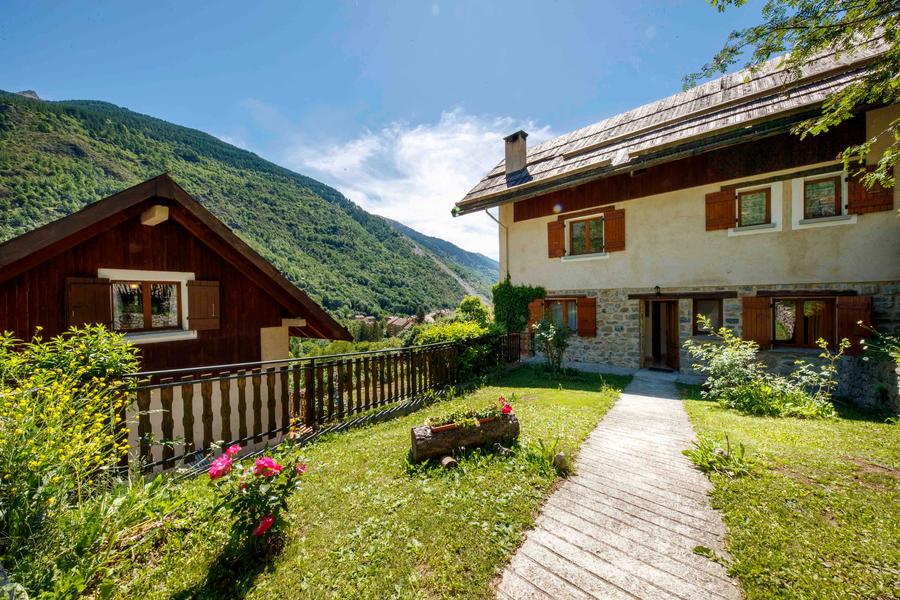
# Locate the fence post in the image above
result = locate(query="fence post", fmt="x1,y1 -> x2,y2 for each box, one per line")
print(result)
304,358 -> 316,427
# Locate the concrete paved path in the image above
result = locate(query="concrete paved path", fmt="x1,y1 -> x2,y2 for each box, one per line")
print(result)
495,371 -> 741,600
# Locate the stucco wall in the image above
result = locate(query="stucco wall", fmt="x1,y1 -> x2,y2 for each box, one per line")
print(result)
499,106 -> 900,289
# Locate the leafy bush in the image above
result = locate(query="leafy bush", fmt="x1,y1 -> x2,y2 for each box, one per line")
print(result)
415,320 -> 502,378
532,319 -> 572,373
683,436 -> 753,478
683,315 -> 842,419
0,327 -> 140,560
863,326 -> 900,363
208,445 -> 307,544
492,278 -> 545,333
455,295 -> 491,327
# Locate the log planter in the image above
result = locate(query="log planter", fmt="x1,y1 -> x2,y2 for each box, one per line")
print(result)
410,414 -> 520,462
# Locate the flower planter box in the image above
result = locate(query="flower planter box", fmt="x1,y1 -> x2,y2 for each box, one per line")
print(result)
410,414 -> 520,462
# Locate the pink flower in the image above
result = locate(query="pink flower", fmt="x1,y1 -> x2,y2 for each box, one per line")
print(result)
254,456 -> 283,477
208,454 -> 232,480
497,396 -> 506,406
501,403 -> 512,415
252,514 -> 275,536
226,444 -> 241,457
295,463 -> 308,475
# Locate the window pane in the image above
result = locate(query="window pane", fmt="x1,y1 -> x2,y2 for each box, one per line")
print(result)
550,301 -> 564,326
694,299 -> 721,332
804,179 -> 837,219
570,221 -> 586,255
113,282 -> 144,330
773,300 -> 795,342
802,300 -> 827,345
588,218 -> 604,253
567,301 -> 577,331
150,283 -> 179,328
739,190 -> 768,226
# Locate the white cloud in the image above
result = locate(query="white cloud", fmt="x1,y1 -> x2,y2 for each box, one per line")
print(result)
278,108 -> 554,260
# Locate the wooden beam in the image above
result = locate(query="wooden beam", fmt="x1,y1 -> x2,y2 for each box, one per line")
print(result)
141,204 -> 170,226
755,290 -> 857,298
627,291 -> 738,300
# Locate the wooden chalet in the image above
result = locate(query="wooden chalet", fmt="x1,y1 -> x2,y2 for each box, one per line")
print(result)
0,174 -> 350,371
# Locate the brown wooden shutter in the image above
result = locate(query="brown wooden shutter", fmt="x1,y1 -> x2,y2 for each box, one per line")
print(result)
65,277 -> 111,328
187,280 -> 220,331
576,297 -> 597,337
547,221 -> 565,258
741,296 -> 771,350
604,209 -> 625,252
526,298 -> 543,330
705,190 -> 736,230
847,166 -> 894,214
836,295 -> 872,356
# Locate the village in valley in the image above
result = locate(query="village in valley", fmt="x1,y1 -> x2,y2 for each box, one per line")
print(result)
0,2 -> 898,599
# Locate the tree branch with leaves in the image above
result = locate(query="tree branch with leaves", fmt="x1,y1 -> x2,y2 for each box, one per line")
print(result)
686,0 -> 900,189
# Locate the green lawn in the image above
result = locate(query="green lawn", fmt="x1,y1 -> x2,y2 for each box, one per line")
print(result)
114,366 -> 629,599
679,384 -> 900,600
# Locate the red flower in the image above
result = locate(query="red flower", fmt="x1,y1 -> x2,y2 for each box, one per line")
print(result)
295,463 -> 308,475
501,403 -> 512,415
254,456 -> 283,477
208,454 -> 232,480
226,444 -> 241,457
252,514 -> 275,536
497,396 -> 506,406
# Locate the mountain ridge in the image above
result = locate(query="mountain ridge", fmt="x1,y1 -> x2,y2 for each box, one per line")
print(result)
0,90 -> 498,317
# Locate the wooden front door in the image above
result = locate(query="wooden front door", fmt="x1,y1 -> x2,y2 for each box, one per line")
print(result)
664,301 -> 680,370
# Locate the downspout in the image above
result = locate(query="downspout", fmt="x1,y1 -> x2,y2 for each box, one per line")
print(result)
484,208 -> 510,281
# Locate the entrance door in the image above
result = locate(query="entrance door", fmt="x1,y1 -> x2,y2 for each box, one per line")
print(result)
643,300 -> 680,371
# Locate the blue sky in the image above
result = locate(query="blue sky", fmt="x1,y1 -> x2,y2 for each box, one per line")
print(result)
1,1 -> 762,258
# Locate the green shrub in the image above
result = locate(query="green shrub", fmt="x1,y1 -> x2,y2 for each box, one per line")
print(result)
683,436 -> 753,478
415,321 -> 501,378
492,278 -> 544,333
532,319 -> 571,373
455,295 -> 491,327
683,316 -> 842,419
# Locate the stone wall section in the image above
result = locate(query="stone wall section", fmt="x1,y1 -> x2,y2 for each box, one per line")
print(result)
543,281 -> 899,411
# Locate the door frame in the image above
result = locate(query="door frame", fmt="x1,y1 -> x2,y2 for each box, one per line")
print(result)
641,299 -> 680,371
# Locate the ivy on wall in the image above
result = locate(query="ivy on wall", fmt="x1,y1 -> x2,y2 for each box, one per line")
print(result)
492,278 -> 545,333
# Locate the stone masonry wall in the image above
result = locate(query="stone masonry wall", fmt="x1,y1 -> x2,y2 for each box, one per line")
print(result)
545,281 -> 900,412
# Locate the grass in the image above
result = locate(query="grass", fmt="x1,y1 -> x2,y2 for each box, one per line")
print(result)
112,366 -> 629,599
678,383 -> 900,600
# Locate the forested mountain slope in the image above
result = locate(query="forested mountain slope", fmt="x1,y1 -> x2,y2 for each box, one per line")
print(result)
0,91 -> 497,316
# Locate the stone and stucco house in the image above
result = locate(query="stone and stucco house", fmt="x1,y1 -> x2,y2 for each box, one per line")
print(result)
454,42 -> 899,410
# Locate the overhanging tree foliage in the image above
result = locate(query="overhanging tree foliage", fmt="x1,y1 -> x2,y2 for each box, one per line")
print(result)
687,0 -> 900,189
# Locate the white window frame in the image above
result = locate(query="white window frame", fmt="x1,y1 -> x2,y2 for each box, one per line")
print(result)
97,268 -> 198,345
790,170 -> 857,230
728,182 -> 783,236
561,214 -> 610,262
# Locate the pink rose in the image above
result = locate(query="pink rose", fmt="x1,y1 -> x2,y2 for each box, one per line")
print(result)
226,444 -> 241,457
295,463 -> 308,475
501,403 -> 512,415
497,396 -> 506,406
254,456 -> 283,477
208,454 -> 232,480
252,514 -> 275,536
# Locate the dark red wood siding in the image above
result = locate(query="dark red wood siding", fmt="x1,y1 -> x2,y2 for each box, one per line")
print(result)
513,116 -> 865,222
0,200 -> 287,371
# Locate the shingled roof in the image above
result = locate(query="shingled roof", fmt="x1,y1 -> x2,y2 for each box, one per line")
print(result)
455,39 -> 889,215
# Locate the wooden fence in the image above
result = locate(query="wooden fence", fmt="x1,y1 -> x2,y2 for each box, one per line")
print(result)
125,342 -> 461,471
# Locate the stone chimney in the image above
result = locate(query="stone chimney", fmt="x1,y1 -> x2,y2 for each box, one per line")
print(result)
504,130 -> 528,175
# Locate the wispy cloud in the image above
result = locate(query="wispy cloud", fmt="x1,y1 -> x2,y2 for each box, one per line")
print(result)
266,107 -> 554,260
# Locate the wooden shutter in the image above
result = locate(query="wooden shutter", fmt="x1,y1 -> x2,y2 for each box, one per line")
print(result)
847,167 -> 894,214
65,277 -> 111,328
547,221 -> 565,258
604,209 -> 625,252
187,280 -> 220,331
705,190 -> 736,230
741,296 -> 771,350
836,295 -> 872,356
526,298 -> 544,331
576,297 -> 596,337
